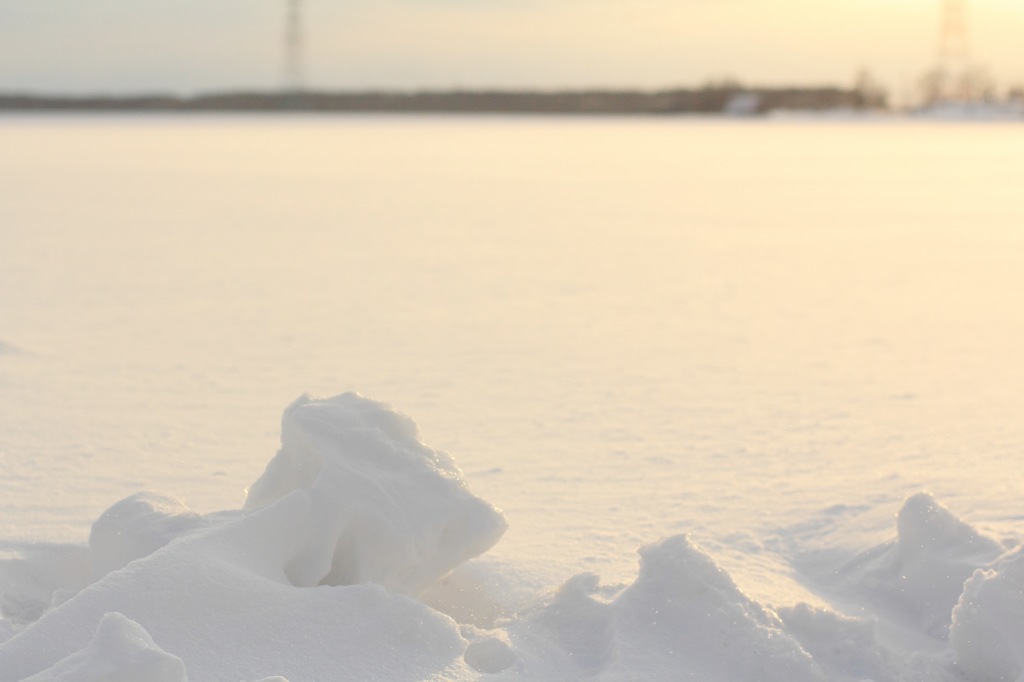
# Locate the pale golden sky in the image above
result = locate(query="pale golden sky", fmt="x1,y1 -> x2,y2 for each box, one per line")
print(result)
1,0 -> 1021,97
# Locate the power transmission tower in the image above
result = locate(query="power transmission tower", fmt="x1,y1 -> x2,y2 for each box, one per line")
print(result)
937,0 -> 969,101
285,0 -> 304,92
939,0 -> 969,61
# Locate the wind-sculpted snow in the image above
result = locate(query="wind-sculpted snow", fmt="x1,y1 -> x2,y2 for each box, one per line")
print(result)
0,394 -> 495,680
3,393 -> 1024,681
243,393 -> 509,595
796,492 -> 1004,637
519,535 -> 826,680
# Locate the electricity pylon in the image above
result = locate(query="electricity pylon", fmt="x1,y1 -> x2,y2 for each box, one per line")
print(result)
937,0 -> 969,101
939,0 -> 969,63
285,0 -> 304,92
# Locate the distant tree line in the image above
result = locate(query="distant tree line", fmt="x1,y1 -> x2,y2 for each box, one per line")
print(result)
0,85 -> 886,115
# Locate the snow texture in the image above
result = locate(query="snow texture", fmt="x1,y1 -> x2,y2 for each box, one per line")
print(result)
3,393 -> 1024,681
951,547 -> 1024,682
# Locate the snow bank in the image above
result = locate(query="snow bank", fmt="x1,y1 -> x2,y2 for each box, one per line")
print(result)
4,393 -> 1024,681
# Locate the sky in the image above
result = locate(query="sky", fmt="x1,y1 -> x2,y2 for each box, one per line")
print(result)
1,0 -> 1022,100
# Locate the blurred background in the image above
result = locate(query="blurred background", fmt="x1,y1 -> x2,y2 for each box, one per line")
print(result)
1,0 -> 1023,110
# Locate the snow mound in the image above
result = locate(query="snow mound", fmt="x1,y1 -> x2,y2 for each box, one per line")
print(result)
779,603 -> 899,682
809,492 -> 1003,636
523,534 -> 826,681
244,392 -> 508,595
0,393 -> 502,680
462,631 -> 516,674
89,493 -> 207,579
950,547 -> 1024,682
22,612 -> 186,682
0,544 -> 92,626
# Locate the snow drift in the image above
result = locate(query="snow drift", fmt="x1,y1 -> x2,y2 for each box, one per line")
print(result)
808,492 -> 1004,636
518,535 -> 826,680
2,393 -> 1024,681
0,393 -> 504,680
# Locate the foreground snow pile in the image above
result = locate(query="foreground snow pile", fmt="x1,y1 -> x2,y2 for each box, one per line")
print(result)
804,491 -> 1004,637
0,394 -> 502,681
518,536 -> 825,681
951,548 -> 1024,682
243,394 -> 509,595
2,393 -> 1023,681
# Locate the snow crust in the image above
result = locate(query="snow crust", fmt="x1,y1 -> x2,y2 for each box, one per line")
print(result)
3,393 -> 1024,681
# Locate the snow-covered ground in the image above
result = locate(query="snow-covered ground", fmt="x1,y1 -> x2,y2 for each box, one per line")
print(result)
1,116 -> 1023,680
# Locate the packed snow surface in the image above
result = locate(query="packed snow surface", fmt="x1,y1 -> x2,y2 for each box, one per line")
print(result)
2,116 -> 1024,680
